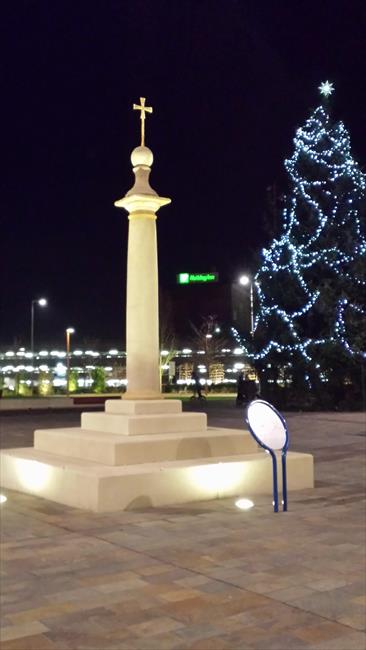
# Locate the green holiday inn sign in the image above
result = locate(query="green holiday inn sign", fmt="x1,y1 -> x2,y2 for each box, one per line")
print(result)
177,272 -> 219,284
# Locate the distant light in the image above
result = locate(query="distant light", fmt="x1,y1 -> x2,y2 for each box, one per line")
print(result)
39,351 -> 48,357
160,350 -> 169,356
73,350 -> 83,356
233,348 -> 244,355
38,298 -> 47,307
177,272 -> 218,285
0,494 -> 7,504
55,363 -> 66,376
5,351 -> 15,357
239,275 -> 250,286
108,349 -> 118,355
53,378 -> 67,387
215,327 -> 221,333
234,363 -> 244,370
182,348 -> 192,354
235,498 -> 254,510
206,334 -> 213,339
66,328 -> 75,334
178,272 -> 189,284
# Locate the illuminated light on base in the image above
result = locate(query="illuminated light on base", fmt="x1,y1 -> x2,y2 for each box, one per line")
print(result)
235,498 -> 254,510
0,494 -> 7,504
15,459 -> 52,492
188,462 -> 245,496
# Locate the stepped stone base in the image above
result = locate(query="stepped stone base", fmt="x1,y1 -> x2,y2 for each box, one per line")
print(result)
0,398 -> 314,512
34,427 -> 258,465
0,448 -> 313,512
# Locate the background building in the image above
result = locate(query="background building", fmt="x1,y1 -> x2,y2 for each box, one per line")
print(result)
163,273 -> 252,342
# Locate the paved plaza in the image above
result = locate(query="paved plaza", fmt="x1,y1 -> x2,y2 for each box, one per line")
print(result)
0,403 -> 365,650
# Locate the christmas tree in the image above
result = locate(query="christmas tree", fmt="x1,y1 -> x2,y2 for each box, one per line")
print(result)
234,82 -> 366,404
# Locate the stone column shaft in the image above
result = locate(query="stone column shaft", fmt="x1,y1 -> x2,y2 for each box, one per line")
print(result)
115,145 -> 171,400
125,212 -> 160,398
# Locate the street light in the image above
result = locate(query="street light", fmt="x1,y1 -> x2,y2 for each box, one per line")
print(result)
66,328 -> 75,395
30,298 -> 48,356
239,275 -> 254,336
30,298 -> 48,392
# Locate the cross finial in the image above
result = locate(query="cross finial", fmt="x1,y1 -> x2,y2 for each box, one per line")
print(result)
133,97 -> 153,147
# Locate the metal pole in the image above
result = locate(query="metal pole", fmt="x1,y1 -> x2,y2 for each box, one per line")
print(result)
250,282 -> 254,337
281,451 -> 288,512
30,301 -> 35,356
66,331 -> 70,396
31,301 -> 35,393
269,450 -> 279,513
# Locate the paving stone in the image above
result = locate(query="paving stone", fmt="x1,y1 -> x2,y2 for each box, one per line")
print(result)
0,410 -> 365,650
0,621 -> 49,642
128,616 -> 185,637
0,634 -> 58,650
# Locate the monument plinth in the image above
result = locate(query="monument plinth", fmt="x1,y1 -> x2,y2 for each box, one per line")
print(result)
0,97 -> 314,511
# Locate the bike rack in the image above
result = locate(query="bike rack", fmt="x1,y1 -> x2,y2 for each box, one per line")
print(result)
245,399 -> 289,513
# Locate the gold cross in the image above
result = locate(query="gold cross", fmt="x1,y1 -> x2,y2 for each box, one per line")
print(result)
133,97 -> 153,147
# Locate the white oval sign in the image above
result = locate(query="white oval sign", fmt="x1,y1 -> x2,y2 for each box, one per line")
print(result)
246,400 -> 287,450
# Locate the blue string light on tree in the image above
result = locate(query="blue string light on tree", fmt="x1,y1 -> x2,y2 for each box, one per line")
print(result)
236,82 -> 366,376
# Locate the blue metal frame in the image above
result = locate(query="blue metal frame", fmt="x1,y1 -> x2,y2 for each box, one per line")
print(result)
245,399 -> 289,513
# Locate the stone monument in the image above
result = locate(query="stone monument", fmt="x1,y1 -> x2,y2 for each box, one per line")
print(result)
0,99 -> 314,511
115,97 -> 170,400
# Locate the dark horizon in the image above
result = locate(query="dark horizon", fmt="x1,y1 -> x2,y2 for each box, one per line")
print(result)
1,0 -> 365,349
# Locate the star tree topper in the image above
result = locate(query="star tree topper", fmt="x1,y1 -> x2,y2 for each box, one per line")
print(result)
319,80 -> 334,98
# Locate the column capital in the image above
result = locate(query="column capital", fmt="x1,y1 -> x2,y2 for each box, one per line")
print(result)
114,194 -> 171,214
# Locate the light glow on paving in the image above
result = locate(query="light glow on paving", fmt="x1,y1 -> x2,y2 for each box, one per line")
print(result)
235,498 -> 254,510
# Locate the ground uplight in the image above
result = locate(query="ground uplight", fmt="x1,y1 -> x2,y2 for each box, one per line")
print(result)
235,498 -> 254,510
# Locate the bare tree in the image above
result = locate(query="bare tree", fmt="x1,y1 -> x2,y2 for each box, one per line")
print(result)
190,315 -> 229,390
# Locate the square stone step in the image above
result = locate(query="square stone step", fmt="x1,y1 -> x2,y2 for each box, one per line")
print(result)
34,427 -> 258,465
0,446 -> 314,512
81,411 -> 206,435
105,399 -> 182,415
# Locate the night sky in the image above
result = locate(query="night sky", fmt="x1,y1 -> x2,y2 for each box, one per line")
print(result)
1,0 -> 365,348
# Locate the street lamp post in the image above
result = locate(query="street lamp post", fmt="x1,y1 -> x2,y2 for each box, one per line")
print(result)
30,298 -> 47,392
65,328 -> 75,396
239,275 -> 254,336
30,298 -> 47,356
